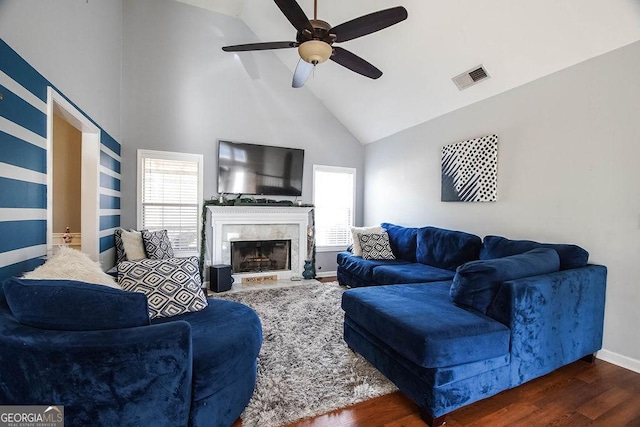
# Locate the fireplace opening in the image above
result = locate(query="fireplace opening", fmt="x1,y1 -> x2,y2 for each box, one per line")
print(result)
231,240 -> 291,273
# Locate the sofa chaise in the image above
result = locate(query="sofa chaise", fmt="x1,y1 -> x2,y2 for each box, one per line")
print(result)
339,224 -> 606,426
0,277 -> 262,427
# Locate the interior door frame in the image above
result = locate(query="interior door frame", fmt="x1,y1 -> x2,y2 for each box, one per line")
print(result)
46,87 -> 100,260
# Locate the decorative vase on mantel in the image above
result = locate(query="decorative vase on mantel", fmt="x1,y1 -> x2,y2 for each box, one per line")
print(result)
302,260 -> 315,280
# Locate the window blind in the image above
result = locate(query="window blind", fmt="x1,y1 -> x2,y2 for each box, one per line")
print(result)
140,155 -> 201,253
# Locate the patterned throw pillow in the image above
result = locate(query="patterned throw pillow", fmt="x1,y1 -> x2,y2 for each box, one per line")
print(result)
114,229 -> 127,264
118,256 -> 207,319
350,226 -> 384,256
141,230 -> 174,260
358,231 -> 396,260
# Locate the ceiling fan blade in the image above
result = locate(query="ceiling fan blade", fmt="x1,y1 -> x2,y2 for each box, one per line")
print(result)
273,0 -> 314,35
330,47 -> 382,79
222,41 -> 297,52
292,59 -> 314,88
331,6 -> 408,43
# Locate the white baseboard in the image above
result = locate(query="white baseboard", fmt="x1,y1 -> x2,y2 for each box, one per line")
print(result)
315,270 -> 337,278
597,349 -> 640,374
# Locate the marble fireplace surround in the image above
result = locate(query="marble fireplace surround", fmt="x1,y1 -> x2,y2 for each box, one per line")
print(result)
207,206 -> 313,281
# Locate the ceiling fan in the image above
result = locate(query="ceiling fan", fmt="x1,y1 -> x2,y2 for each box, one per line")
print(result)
222,0 -> 408,88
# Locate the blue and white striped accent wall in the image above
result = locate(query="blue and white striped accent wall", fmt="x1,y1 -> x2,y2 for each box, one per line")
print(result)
0,38 -> 122,281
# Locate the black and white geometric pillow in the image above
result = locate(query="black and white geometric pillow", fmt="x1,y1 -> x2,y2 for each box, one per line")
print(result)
141,230 -> 174,260
117,256 -> 207,319
114,229 -> 128,264
358,232 -> 396,260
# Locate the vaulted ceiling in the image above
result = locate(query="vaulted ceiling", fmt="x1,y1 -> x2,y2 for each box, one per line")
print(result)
176,0 -> 640,144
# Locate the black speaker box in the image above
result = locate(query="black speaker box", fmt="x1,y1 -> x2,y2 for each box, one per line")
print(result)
209,264 -> 233,292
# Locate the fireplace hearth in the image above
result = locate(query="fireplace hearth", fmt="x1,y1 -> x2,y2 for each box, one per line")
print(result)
231,240 -> 291,273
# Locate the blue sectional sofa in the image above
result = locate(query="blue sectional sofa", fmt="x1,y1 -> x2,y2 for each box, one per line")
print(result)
338,223 -> 485,287
0,278 -> 262,427
339,224 -> 606,426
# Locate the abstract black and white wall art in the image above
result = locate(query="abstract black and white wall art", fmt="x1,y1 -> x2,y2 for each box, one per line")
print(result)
441,134 -> 498,202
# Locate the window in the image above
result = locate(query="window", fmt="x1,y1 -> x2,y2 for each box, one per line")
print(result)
313,165 -> 356,251
137,150 -> 203,255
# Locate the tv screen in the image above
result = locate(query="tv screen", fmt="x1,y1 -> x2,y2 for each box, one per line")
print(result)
217,140 -> 304,196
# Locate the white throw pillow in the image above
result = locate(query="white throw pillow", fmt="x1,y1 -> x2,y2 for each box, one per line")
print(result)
121,230 -> 147,261
351,226 -> 384,256
24,246 -> 120,289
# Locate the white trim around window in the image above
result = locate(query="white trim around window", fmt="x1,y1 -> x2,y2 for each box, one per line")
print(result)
137,149 -> 204,256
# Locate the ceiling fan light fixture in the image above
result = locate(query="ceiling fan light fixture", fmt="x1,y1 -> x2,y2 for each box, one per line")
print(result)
298,40 -> 332,65
221,1 -> 409,85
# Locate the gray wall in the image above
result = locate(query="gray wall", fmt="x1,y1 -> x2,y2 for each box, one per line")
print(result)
364,41 -> 640,369
121,0 -> 364,272
0,0 -> 123,141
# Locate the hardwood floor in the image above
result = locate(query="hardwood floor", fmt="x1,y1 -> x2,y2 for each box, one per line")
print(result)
284,359 -> 640,427
236,277 -> 640,426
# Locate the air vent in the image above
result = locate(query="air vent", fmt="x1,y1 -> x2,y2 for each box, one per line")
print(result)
452,65 -> 490,91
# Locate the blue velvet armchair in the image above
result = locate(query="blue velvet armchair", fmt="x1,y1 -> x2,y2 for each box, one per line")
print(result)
0,278 -> 262,427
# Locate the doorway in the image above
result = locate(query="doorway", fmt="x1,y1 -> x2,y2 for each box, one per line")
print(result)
52,113 -> 82,251
46,88 -> 100,261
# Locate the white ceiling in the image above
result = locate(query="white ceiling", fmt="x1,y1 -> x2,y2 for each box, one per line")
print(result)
176,0 -> 640,144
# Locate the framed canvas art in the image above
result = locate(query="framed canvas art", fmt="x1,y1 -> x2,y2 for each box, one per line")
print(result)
441,134 -> 498,202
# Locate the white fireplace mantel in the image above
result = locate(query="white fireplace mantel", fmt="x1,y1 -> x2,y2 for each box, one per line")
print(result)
207,206 -> 313,281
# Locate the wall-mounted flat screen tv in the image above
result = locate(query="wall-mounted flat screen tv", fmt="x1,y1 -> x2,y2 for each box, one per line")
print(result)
217,140 -> 304,196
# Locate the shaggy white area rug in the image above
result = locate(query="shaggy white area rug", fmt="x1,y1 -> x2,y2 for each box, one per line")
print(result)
217,282 -> 397,427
